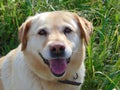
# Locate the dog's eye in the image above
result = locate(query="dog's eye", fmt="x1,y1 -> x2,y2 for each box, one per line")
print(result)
38,29 -> 47,36
64,27 -> 72,34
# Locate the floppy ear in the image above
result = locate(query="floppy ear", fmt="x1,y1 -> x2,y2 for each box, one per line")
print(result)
19,18 -> 32,51
75,14 -> 93,45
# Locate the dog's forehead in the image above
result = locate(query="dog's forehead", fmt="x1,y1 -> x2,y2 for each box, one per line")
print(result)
33,11 -> 77,27
39,11 -> 75,20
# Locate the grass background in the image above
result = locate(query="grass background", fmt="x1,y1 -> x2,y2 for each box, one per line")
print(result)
0,0 -> 120,90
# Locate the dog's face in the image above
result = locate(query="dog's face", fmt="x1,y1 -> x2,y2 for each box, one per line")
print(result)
19,11 -> 92,80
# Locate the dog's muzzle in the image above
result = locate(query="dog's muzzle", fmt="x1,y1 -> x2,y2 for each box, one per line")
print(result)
39,44 -> 71,77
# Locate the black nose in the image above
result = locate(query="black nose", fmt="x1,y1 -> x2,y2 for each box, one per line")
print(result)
50,44 -> 65,57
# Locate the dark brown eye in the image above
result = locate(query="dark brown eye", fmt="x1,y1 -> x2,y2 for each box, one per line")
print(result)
38,29 -> 47,36
64,27 -> 72,34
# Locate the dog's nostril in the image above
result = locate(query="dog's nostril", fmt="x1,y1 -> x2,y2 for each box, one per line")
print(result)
60,46 -> 65,52
52,47 -> 57,52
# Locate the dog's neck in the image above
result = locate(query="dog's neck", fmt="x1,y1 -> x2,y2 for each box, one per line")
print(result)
58,73 -> 81,86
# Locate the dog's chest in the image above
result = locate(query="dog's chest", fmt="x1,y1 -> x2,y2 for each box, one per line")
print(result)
11,75 -> 80,90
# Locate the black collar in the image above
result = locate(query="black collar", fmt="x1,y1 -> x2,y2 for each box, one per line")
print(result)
58,73 -> 81,86
58,80 -> 81,86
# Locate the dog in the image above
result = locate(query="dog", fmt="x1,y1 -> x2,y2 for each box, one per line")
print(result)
0,11 -> 93,90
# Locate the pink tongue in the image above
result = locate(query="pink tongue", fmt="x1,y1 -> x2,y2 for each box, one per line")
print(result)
49,59 -> 67,75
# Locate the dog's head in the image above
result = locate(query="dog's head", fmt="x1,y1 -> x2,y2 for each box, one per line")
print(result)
19,11 -> 93,80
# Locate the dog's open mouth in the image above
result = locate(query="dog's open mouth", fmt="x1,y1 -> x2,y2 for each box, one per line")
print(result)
49,58 -> 70,77
39,53 -> 70,77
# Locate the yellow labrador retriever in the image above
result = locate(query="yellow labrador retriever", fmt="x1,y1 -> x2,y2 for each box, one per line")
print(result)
0,11 -> 92,90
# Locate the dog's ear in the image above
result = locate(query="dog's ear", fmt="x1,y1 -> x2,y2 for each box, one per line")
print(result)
19,18 -> 32,51
74,14 -> 93,45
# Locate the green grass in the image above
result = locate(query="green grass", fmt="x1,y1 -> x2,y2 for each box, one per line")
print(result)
0,0 -> 120,90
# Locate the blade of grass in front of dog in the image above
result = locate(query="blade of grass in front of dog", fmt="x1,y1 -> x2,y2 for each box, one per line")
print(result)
104,71 -> 120,90
107,73 -> 120,90
95,71 -> 120,90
